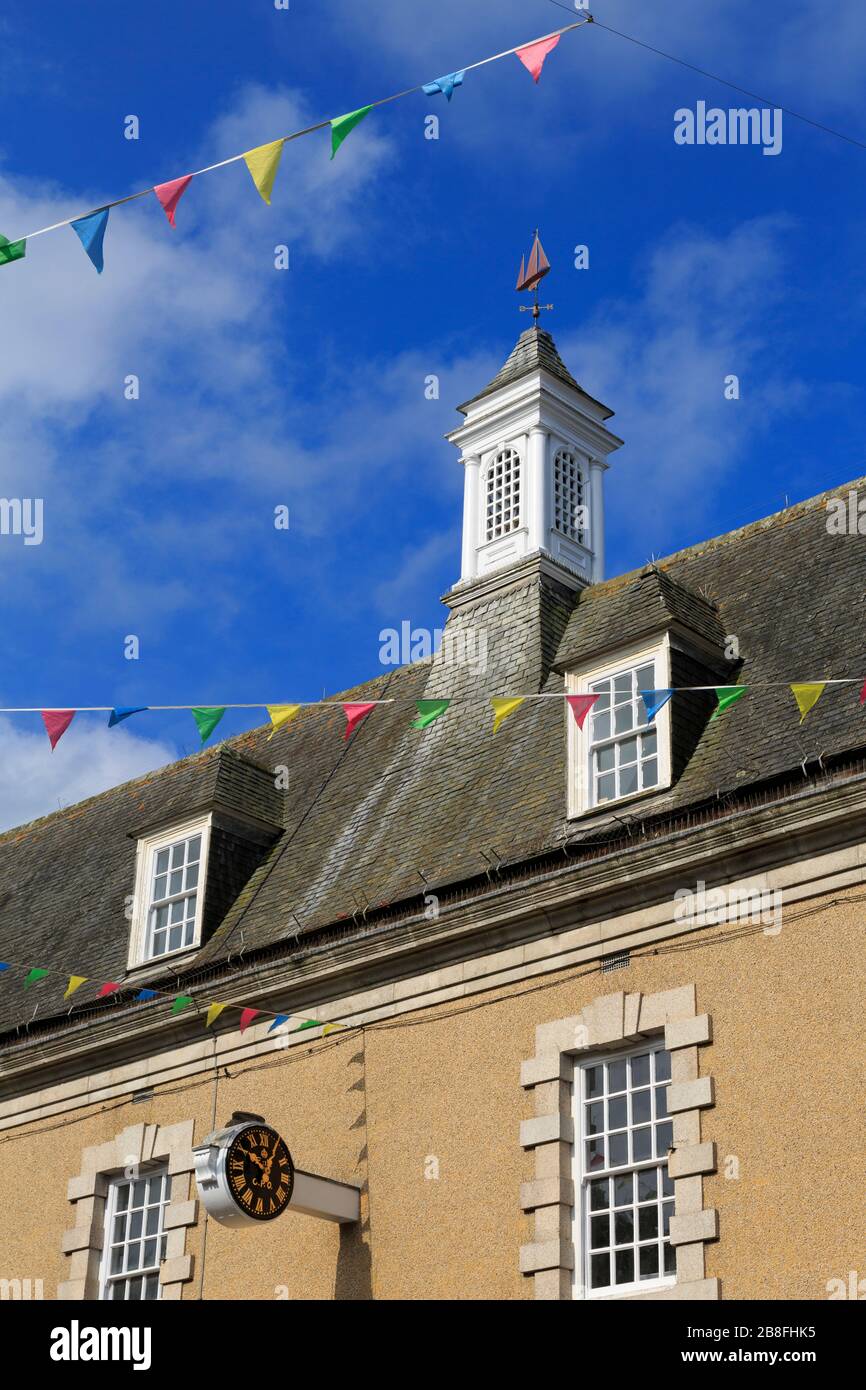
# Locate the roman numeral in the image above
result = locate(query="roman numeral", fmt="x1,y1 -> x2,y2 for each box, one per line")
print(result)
255,1198 -> 264,1214
242,1189 -> 253,1206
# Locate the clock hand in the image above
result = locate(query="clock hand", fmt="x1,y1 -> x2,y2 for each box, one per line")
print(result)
237,1146 -> 266,1171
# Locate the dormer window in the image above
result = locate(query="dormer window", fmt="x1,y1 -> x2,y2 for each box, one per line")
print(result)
553,448 -> 587,543
567,638 -> 672,817
128,815 -> 212,968
485,448 -> 521,541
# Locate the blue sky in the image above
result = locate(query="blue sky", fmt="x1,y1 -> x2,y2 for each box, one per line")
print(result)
1,0 -> 866,827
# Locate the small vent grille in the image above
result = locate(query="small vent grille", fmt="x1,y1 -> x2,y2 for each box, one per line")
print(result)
601,950 -> 630,974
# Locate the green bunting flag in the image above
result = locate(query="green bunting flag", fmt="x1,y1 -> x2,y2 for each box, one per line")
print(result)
411,699 -> 450,730
191,707 -> 226,743
171,994 -> 194,1015
711,686 -> 747,721
0,233 -> 26,266
23,967 -> 49,988
330,106 -> 372,159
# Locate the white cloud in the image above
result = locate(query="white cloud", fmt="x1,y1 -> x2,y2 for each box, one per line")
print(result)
0,715 -> 177,833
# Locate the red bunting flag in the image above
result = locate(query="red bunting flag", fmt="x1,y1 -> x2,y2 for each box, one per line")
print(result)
41,710 -> 76,750
238,1007 -> 260,1034
566,694 -> 599,729
153,174 -> 193,227
515,33 -> 560,83
98,982 -> 120,997
860,679 -> 866,705
342,702 -> 376,740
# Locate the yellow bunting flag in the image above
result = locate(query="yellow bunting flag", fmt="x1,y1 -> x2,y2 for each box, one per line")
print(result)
490,696 -> 525,734
790,683 -> 826,723
206,1002 -> 227,1028
322,1022 -> 347,1036
64,975 -> 88,999
243,139 -> 285,205
267,703 -> 301,739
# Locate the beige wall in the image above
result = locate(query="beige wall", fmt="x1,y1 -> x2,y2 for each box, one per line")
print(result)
0,890 -> 863,1300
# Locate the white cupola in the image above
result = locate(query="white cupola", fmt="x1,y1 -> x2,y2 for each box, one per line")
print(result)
447,325 -> 622,590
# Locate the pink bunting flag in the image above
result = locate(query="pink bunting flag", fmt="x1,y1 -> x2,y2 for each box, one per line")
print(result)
343,702 -> 376,740
566,694 -> 599,730
153,174 -> 193,227
238,1007 -> 260,1034
860,679 -> 866,705
98,982 -> 120,997
515,33 -> 561,83
41,710 -> 76,750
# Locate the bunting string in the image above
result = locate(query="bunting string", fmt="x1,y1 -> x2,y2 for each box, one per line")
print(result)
0,680 -> 865,748
1,19 -> 588,270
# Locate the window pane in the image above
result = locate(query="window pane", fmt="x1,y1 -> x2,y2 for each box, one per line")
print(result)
169,870 -> 183,895
586,1138 -> 605,1171
662,1169 -> 674,1199
153,874 -> 167,900
591,684 -> 610,708
188,835 -> 201,861
607,1096 -> 627,1130
632,1089 -> 651,1125
126,1242 -> 141,1272
642,758 -> 658,788
613,673 -> 632,699
592,711 -> 611,740
613,1174 -> 632,1207
613,1210 -> 633,1246
608,1132 -> 628,1167
143,1239 -> 157,1268
664,1241 -> 677,1275
144,1275 -> 159,1301
113,1214 -> 125,1243
110,1246 -> 123,1275
145,1207 -> 160,1236
589,1178 -> 609,1211
655,1122 -> 673,1157
636,664 -> 654,688
637,1168 -> 658,1203
654,1050 -> 671,1082
639,1245 -> 659,1280
110,1280 -> 124,1300
614,1249 -> 634,1285
155,849 -> 170,874
620,764 -> 638,796
585,1066 -> 604,1099
596,744 -> 615,773
132,1180 -> 146,1207
590,1214 -> 609,1249
632,1126 -> 652,1162
186,862 -> 199,888
638,1206 -> 658,1241
608,1060 -> 627,1093
614,704 -> 634,734
586,1101 -> 604,1135
655,1086 -> 668,1119
596,773 -> 616,802
619,736 -> 638,765
129,1209 -> 143,1240
127,1277 -> 143,1301
590,1253 -> 610,1289
630,1053 -> 650,1087
662,1202 -> 675,1236
170,843 -> 184,868
642,728 -> 657,756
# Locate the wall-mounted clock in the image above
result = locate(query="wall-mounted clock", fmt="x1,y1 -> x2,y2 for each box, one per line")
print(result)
193,1112 -> 295,1228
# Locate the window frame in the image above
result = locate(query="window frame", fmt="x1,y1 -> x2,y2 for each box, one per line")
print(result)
572,1042 -> 677,1301
482,446 -> 522,544
98,1166 -> 172,1302
552,446 -> 588,544
127,813 -> 212,969
566,636 -> 672,819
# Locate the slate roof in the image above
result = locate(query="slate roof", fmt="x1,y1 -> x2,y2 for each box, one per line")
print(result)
456,325 -> 613,417
1,476 -> 865,1039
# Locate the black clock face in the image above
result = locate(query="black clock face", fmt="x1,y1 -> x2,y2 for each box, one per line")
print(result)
226,1124 -> 294,1221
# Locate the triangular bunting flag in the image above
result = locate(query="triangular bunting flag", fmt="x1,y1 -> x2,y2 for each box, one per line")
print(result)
322,1022 -> 347,1036
267,704 -> 301,739
294,1018 -> 320,1032
343,702 -> 376,740
243,139 -> 285,204
422,71 -> 465,101
108,706 -> 148,727
0,964 -> 10,973
238,1007 -> 259,1034
98,982 -> 120,997
860,678 -> 866,705
0,232 -> 26,266
135,989 -> 158,1002
411,699 -> 450,730
192,707 -> 225,743
23,968 -> 49,989
268,1013 -> 290,1033
64,975 -> 87,999
791,683 -> 826,723
711,686 -> 747,721
639,689 -> 674,723
153,174 -> 193,227
491,697 -> 525,734
515,33 -> 561,83
206,1002 -> 227,1028
171,994 -> 194,1015
70,208 -> 109,273
41,710 -> 76,750
566,694 -> 599,730
331,106 -> 372,159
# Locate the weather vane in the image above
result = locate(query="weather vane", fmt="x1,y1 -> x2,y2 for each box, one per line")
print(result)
516,229 -> 552,321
